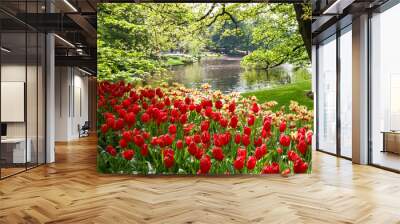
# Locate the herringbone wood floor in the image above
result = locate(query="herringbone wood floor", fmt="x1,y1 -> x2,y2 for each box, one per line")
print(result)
1,136 -> 400,224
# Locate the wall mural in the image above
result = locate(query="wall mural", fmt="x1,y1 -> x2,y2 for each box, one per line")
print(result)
97,3 -> 313,175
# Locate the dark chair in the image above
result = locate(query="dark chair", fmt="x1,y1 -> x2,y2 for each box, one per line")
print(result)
78,121 -> 90,138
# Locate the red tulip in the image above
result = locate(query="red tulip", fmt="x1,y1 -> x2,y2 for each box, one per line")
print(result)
123,149 -> 134,160
106,145 -> 117,156
164,154 -> 174,169
233,156 -> 245,170
195,104 -> 202,113
234,133 -> 241,144
171,108 -> 180,118
168,124 -> 177,135
176,140 -> 183,149
115,118 -> 124,130
162,134 -> 173,146
263,117 -> 271,131
230,115 -> 238,129
262,162 -> 280,174
122,131 -> 131,142
100,124 -> 109,133
212,147 -> 224,161
205,107 -> 213,117
279,134 -> 291,147
294,159 -> 308,173
247,115 -> 255,126
140,144 -> 148,157
251,103 -> 259,114
297,140 -> 307,155
142,131 -> 150,139
179,114 -> 187,124
188,142 -> 198,156
244,126 -> 251,135
279,121 -> 286,132
200,120 -> 210,132
119,138 -> 127,148
156,88 -> 163,98
246,156 -> 256,170
199,155 -> 211,174
261,129 -> 268,138
179,104 -> 187,114
118,109 -> 127,118
106,117 -> 115,129
141,113 -> 150,123
219,118 -> 228,128
133,135 -> 145,147
228,101 -> 236,113
277,147 -> 283,154
255,144 -> 267,160
163,148 -> 174,158
237,147 -> 247,158
185,96 -> 191,105
306,132 -> 313,145
287,150 -> 299,161
132,104 -> 141,114
122,99 -> 131,108
298,127 -> 306,136
125,112 -> 136,124
201,99 -> 212,108
195,148 -> 203,160
254,136 -> 262,147
215,100 -> 223,109
187,103 -> 194,111
223,132 -> 231,144
193,134 -> 201,144
242,134 -> 250,147
150,137 -> 157,145
297,133 -> 305,142
110,98 -> 117,105
201,131 -> 210,144
185,136 -> 193,145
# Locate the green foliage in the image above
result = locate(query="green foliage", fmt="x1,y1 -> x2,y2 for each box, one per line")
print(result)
97,3 -> 206,81
98,3 -> 310,81
241,5 -> 309,70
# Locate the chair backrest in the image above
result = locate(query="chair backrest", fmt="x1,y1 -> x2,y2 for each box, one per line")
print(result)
82,121 -> 90,129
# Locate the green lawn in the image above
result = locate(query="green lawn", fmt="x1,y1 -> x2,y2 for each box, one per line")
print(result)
163,55 -> 197,67
241,81 -> 313,110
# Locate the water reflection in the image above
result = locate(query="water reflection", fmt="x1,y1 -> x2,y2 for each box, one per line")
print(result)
160,56 -> 310,93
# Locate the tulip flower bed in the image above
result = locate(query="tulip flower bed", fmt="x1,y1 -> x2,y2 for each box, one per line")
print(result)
97,81 -> 313,175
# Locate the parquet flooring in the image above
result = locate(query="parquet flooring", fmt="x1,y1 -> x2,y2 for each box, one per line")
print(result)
1,136 -> 400,224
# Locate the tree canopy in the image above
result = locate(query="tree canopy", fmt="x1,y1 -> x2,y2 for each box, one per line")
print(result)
97,3 -> 311,81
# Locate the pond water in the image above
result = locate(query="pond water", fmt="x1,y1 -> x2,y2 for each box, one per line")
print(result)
161,56 -> 310,94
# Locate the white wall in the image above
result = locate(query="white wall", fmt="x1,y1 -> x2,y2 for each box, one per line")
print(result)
1,64 -> 26,138
54,66 -> 89,141
55,66 -> 70,141
1,62 -> 46,164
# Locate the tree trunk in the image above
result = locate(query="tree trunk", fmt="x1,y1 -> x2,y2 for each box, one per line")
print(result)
293,5 -> 312,60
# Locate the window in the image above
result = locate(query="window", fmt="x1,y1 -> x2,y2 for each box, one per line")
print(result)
0,3 -> 46,179
339,26 -> 352,158
317,35 -> 337,154
370,3 -> 400,171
